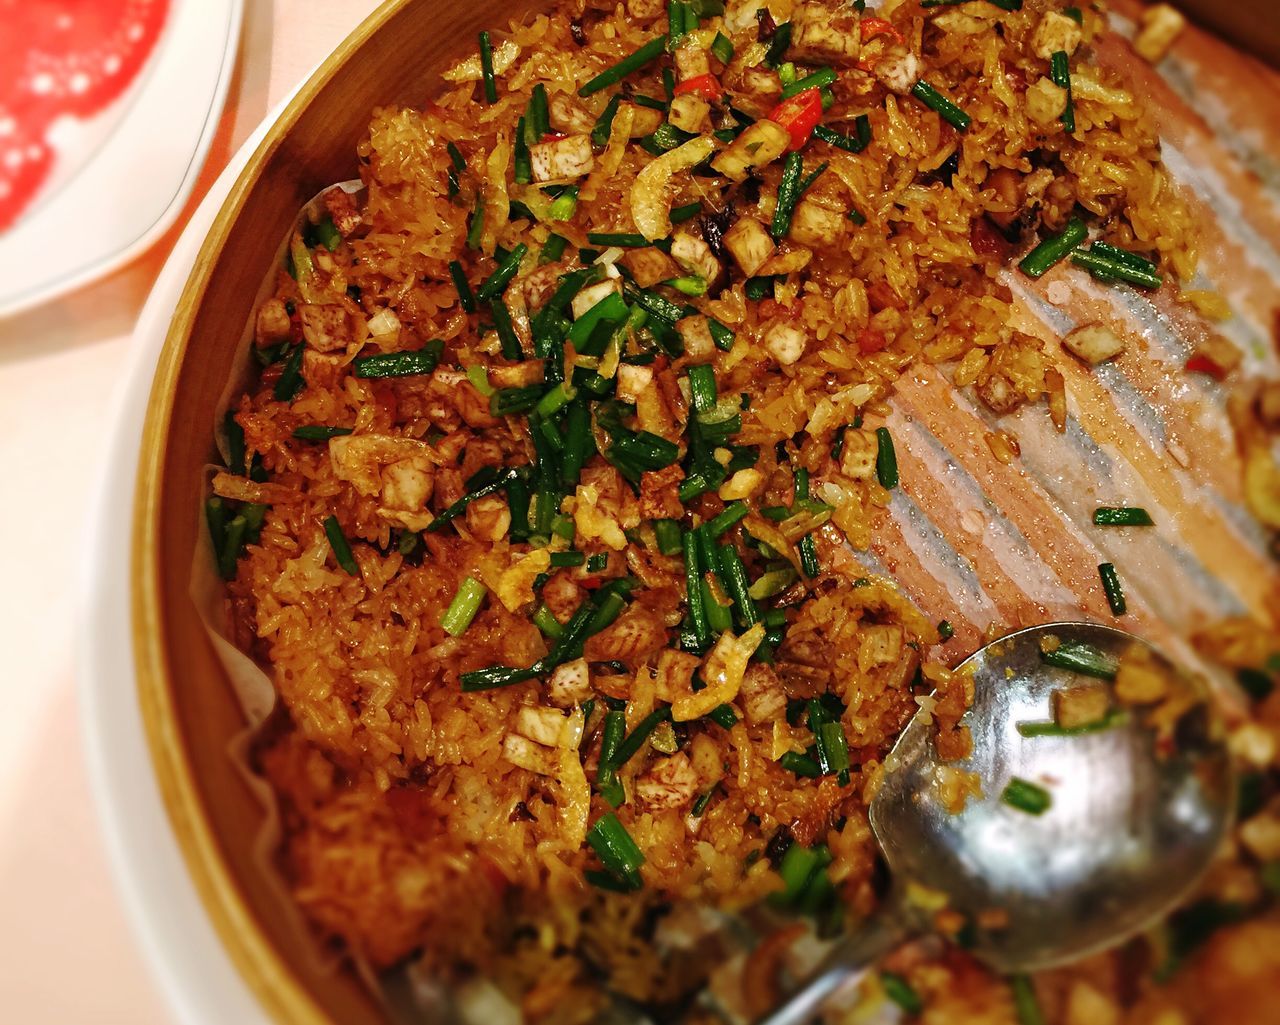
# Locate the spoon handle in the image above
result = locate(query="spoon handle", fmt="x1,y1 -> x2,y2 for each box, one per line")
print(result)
753,913 -> 906,1025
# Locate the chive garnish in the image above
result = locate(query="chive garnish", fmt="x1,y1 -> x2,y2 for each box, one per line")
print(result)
441,577 -> 488,636
476,243 -> 528,301
489,298 -> 524,361
653,518 -> 683,556
1010,975 -> 1045,1025
1070,247 -> 1163,289
781,67 -> 837,100
579,36 -> 666,97
780,750 -> 822,777
1237,667 -> 1275,701
1040,641 -> 1118,680
597,709 -> 627,807
794,468 -> 821,579
1098,562 -> 1127,615
716,544 -> 761,627
478,31 -> 498,104
684,530 -> 711,648
427,466 -> 520,533
586,812 -> 646,890
710,30 -> 734,65
763,21 -> 792,68
707,703 -> 738,729
691,784 -> 718,816
548,186 -> 580,221
353,340 -> 445,379
532,603 -> 564,638
671,201 -> 702,224
540,233 -> 569,264
705,501 -> 749,539
1018,216 -> 1087,278
586,232 -> 650,248
549,550 -> 586,568
813,114 -> 872,153
1016,710 -> 1127,737
1093,506 -> 1154,526
612,707 -> 675,768
881,972 -> 924,1015
292,425 -> 353,441
911,80 -> 971,132
513,115 -> 532,185
1050,51 -> 1075,133
875,427 -> 898,489
590,93 -> 621,149
1002,777 -> 1052,815
273,345 -> 305,402
449,260 -> 476,313
323,515 -> 359,576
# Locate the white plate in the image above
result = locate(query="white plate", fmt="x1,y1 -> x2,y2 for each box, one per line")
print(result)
78,98 -> 277,1025
0,0 -> 243,319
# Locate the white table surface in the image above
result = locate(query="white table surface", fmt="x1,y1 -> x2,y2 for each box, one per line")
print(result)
0,2 -> 381,1019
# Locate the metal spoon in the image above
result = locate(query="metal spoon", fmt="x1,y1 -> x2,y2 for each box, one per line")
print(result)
757,622 -> 1234,1025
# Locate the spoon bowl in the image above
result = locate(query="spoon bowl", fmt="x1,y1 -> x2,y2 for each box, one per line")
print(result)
759,622 -> 1234,1024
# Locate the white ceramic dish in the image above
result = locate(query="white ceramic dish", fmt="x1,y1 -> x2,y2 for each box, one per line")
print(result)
0,0 -> 243,319
78,101 -> 274,1025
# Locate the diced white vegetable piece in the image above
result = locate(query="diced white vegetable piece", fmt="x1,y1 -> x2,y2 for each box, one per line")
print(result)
516,705 -> 570,748
615,364 -> 655,405
1062,323 -> 1127,365
670,230 -> 721,285
571,278 -> 622,319
872,50 -> 923,96
723,216 -> 776,277
764,322 -> 808,366
669,93 -> 711,134
711,120 -> 790,183
530,134 -> 595,183
1032,12 -> 1083,60
1134,3 -> 1185,64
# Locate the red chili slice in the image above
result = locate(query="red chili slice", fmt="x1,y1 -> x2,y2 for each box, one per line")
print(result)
856,328 -> 889,354
1184,353 -> 1228,380
766,88 -> 823,151
673,73 -> 724,102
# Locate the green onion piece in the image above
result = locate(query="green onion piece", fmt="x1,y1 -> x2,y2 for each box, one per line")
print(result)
273,345 -> 305,402
881,972 -> 924,1015
478,31 -> 498,104
664,275 -> 707,297
813,114 -> 873,153
1016,710 -> 1127,737
911,80 -> 971,132
466,195 -> 486,249
569,290 -> 628,354
938,619 -> 955,641
1090,241 -> 1158,275
464,365 -> 493,397
763,20 -> 792,67
447,141 -> 466,171
778,62 -> 797,88
586,552 -> 608,572
703,576 -> 734,633
1002,777 -> 1052,816
441,577 -> 488,635
1237,667 -> 1275,701
705,502 -> 749,539
205,496 -> 229,560
1010,976 -> 1045,1025
449,260 -> 476,313
490,384 -> 542,416
459,664 -> 540,691
749,567 -> 796,600
591,93 -> 622,148
353,340 -> 445,379
489,298 -> 524,361
597,709 -> 628,806
1063,6 -> 1082,22
716,544 -> 761,628
529,83 -> 550,138
653,518 -> 683,556
540,233 -> 569,264
701,704 -> 736,730
428,466 -> 520,533
579,36 -> 667,97
781,67 -> 837,100
613,707 -> 675,768
875,426 -> 898,489
323,515 -> 359,576
1098,562 -> 1127,616
708,318 -> 735,351
560,401 -> 592,488
691,784 -> 719,816
687,363 -> 718,414
649,719 -> 679,754
216,513 -> 248,580
1040,641 -> 1118,680
549,550 -> 586,568
312,216 -> 341,252
1050,51 -> 1075,134
536,381 -> 577,419
222,410 -> 247,475
779,750 -> 822,777
1093,506 -> 1154,526
513,115 -> 532,185
548,186 -> 580,221
532,603 -> 564,638
1071,247 -> 1163,290
816,720 -> 851,776
684,531 -> 711,649
1018,216 -> 1087,278
476,243 -> 528,301
292,424 -> 353,441
710,30 -> 734,64
587,232 -> 650,247
671,201 -> 702,223
586,812 -> 646,890
771,151 -> 804,241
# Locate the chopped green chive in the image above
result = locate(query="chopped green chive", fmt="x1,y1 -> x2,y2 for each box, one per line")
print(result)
548,186 -> 580,221
1019,216 -> 1087,278
540,233 -> 569,264
912,80 -> 971,132
549,550 -> 586,568
586,812 -> 646,890
707,703 -> 738,729
671,201 -> 702,224
780,750 -> 822,777
1063,5 -> 1082,22
273,344 -> 305,402
587,232 -> 650,248
449,260 -> 476,313
1016,710 -> 1127,737
1002,777 -> 1052,816
1010,976 -> 1044,1025
1098,562 -> 1127,616
477,243 -> 528,301
312,215 -> 341,252
292,425 -> 353,441
1237,667 -> 1274,701
653,518 -> 683,556
881,972 -> 923,1015
428,466 -> 520,533
710,30 -> 734,64
612,707 -> 675,769
875,426 -> 898,489
1050,51 -> 1075,134
705,502 -> 749,539
1093,506 -> 1154,527
323,515 -> 359,576
813,114 -> 872,153
532,603 -> 564,638
353,339 -> 445,379
513,115 -> 532,185
466,195 -> 486,250
586,551 -> 608,572
478,31 -> 498,104
1040,641 -> 1118,680
490,298 -> 524,361
684,531 -> 711,649
590,93 -> 622,149
441,577 -> 488,635
708,318 -> 735,351
692,784 -> 719,816
763,21 -> 792,68
579,36 -> 667,97
781,67 -> 837,100
597,709 -> 627,806
1071,246 -> 1163,289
